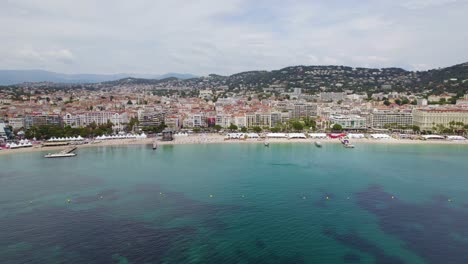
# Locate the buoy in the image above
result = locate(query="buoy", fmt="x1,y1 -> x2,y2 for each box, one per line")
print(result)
67,199 -> 71,203
209,194 -> 213,198
241,195 -> 245,198
391,196 -> 394,199
100,196 -> 103,199
29,200 -> 33,204
347,197 -> 350,200
159,192 -> 163,195
302,196 -> 306,200
448,199 -> 452,202
326,196 -> 329,200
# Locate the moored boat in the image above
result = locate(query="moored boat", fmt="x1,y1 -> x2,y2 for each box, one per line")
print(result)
314,141 -> 322,148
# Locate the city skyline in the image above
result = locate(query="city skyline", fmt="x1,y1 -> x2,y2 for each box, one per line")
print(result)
1,0 -> 468,76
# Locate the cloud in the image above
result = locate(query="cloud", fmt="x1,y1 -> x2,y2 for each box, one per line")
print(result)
0,0 -> 467,75
16,48 -> 75,64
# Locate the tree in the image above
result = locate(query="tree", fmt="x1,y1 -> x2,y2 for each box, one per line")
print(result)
228,123 -> 238,131
193,128 -> 201,133
252,126 -> 262,133
412,125 -> 420,133
291,121 -> 304,131
270,127 -> 280,133
214,125 -> 222,132
395,99 -> 402,105
383,100 -> 391,106
240,127 -> 248,133
127,100 -> 133,105
332,124 -> 343,131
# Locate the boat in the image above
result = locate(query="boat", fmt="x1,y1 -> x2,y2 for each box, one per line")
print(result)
152,141 -> 158,150
264,141 -> 270,147
44,152 -> 77,158
343,144 -> 355,148
314,141 -> 322,148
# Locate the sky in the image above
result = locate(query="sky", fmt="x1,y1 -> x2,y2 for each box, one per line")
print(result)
1,0 -> 467,76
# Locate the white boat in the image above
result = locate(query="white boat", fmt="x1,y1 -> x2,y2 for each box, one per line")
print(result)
314,141 -> 322,148
264,141 -> 269,147
153,141 -> 158,150
44,153 -> 77,158
343,144 -> 355,148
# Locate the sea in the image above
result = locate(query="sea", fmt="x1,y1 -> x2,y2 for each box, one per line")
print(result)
1,143 -> 468,264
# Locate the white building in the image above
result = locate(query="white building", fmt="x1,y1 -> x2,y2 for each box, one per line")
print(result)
329,114 -> 367,129
413,108 -> 468,131
370,110 -> 413,128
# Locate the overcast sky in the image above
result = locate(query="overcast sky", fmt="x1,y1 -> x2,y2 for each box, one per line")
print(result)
1,0 -> 467,75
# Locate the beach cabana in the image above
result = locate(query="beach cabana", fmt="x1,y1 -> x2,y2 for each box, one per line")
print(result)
421,135 -> 445,140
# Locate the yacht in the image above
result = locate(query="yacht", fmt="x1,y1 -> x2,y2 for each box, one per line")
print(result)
152,141 -> 158,150
314,141 -> 322,148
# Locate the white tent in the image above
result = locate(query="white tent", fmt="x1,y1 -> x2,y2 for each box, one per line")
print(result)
288,133 -> 307,139
247,133 -> 259,138
267,133 -> 287,138
447,135 -> 465,140
422,135 -> 445,140
370,134 -> 391,139
308,133 -> 327,139
347,133 -> 365,139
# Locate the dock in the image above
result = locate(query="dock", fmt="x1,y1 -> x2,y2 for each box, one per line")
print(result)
61,146 -> 77,154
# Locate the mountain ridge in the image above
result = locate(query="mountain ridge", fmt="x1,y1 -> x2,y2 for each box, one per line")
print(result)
0,70 -> 197,85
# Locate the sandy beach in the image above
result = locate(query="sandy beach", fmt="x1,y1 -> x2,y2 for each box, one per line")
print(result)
1,134 -> 468,157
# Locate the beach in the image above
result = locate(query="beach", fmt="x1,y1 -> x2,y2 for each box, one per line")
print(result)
1,134 -> 467,156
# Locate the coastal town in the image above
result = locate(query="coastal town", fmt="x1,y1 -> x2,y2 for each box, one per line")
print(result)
1,65 -> 468,152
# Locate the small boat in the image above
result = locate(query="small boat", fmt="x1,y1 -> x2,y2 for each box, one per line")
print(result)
264,141 -> 270,147
152,141 -> 158,150
44,152 -> 77,158
314,141 -> 322,148
343,144 -> 355,148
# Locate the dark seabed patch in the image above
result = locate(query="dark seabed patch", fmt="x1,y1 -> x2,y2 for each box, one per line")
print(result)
343,252 -> 361,263
323,228 -> 404,264
356,185 -> 468,264
0,207 -> 196,264
130,184 -> 244,230
73,189 -> 119,204
314,191 -> 335,208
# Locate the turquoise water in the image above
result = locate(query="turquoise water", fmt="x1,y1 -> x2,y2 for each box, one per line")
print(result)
1,143 -> 468,263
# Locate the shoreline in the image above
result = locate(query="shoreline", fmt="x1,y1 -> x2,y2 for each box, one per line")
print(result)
1,135 -> 468,156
